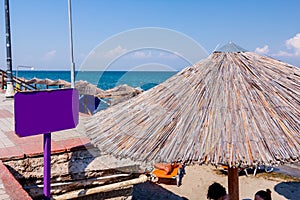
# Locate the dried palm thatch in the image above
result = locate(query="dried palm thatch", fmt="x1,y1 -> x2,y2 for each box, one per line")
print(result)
25,77 -> 44,84
86,45 -> 300,167
74,80 -> 103,96
96,84 -> 143,106
25,78 -> 59,86
50,79 -> 70,87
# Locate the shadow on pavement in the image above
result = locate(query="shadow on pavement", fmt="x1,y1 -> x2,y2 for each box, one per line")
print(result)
132,181 -> 188,200
274,182 -> 300,200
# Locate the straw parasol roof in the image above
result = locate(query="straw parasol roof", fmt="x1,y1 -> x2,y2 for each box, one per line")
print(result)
49,79 -> 70,87
25,77 -> 44,84
85,42 -> 300,168
96,84 -> 143,105
25,78 -> 57,86
74,80 -> 103,96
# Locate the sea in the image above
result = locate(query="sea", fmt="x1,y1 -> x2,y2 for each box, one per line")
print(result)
13,70 -> 177,91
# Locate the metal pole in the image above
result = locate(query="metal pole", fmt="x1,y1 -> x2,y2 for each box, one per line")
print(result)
4,0 -> 14,98
43,133 -> 51,200
68,0 -> 75,88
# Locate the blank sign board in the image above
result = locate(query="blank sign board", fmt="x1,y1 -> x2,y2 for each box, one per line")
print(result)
15,89 -> 79,137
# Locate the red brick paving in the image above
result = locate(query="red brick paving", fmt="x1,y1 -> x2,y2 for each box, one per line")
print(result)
0,147 -> 24,160
56,138 -> 86,151
0,109 -> 13,118
80,137 -> 91,145
0,160 -> 32,200
18,142 -> 43,156
0,135 -> 91,160
1,130 -> 91,160
5,131 -> 43,144
50,140 -> 66,154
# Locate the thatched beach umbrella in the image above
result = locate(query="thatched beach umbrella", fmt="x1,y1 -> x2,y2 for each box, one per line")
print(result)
50,79 -> 70,87
85,42 -> 300,199
96,84 -> 143,105
74,80 -> 103,96
25,77 -> 43,84
25,78 -> 56,89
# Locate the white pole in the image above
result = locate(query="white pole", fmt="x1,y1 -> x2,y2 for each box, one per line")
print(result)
68,0 -> 75,88
4,0 -> 14,98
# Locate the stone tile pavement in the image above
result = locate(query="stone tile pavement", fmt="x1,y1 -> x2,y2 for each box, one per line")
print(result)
0,180 -> 10,200
0,179 -> 11,200
0,90 -> 91,199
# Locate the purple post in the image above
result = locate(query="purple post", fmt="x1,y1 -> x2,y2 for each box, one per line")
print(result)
14,89 -> 79,199
44,133 -> 51,200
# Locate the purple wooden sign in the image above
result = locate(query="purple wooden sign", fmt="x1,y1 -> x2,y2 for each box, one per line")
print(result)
14,89 -> 79,137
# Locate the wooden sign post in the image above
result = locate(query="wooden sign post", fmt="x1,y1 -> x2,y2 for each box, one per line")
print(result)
15,89 -> 79,199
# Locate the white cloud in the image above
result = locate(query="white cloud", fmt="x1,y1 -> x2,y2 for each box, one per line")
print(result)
255,45 -> 269,54
158,51 -> 182,59
128,50 -> 182,59
273,33 -> 300,57
273,50 -> 294,57
285,33 -> 300,56
104,45 -> 127,58
43,50 -> 56,60
131,51 -> 152,59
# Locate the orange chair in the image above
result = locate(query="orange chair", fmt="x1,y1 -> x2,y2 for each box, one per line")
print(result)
151,163 -> 184,186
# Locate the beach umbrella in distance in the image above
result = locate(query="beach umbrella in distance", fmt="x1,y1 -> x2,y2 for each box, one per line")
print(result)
96,84 -> 143,106
43,78 -> 56,88
85,42 -> 300,200
25,78 -> 55,88
49,79 -> 71,87
33,78 -> 55,85
25,77 -> 43,84
72,81 -> 104,115
73,80 -> 103,96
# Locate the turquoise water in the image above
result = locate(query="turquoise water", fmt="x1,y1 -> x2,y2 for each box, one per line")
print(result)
13,71 -> 177,91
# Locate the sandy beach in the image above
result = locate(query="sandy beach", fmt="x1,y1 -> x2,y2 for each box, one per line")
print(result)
133,165 -> 300,200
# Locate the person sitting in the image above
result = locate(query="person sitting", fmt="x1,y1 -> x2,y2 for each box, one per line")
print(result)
154,162 -> 183,175
207,182 -> 228,200
254,189 -> 272,200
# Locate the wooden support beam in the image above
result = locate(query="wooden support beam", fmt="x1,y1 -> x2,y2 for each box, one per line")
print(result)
54,175 -> 148,200
228,167 -> 239,200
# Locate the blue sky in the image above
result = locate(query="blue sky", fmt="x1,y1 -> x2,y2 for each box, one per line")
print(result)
0,0 -> 300,71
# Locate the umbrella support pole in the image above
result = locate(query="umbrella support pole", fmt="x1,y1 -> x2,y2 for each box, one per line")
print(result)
228,167 -> 239,200
54,174 -> 148,200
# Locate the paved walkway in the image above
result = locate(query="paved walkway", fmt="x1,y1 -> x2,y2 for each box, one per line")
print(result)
0,160 -> 32,200
0,180 -> 10,200
0,90 -> 91,199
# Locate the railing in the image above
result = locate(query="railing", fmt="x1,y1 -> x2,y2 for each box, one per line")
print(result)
0,69 -> 37,91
